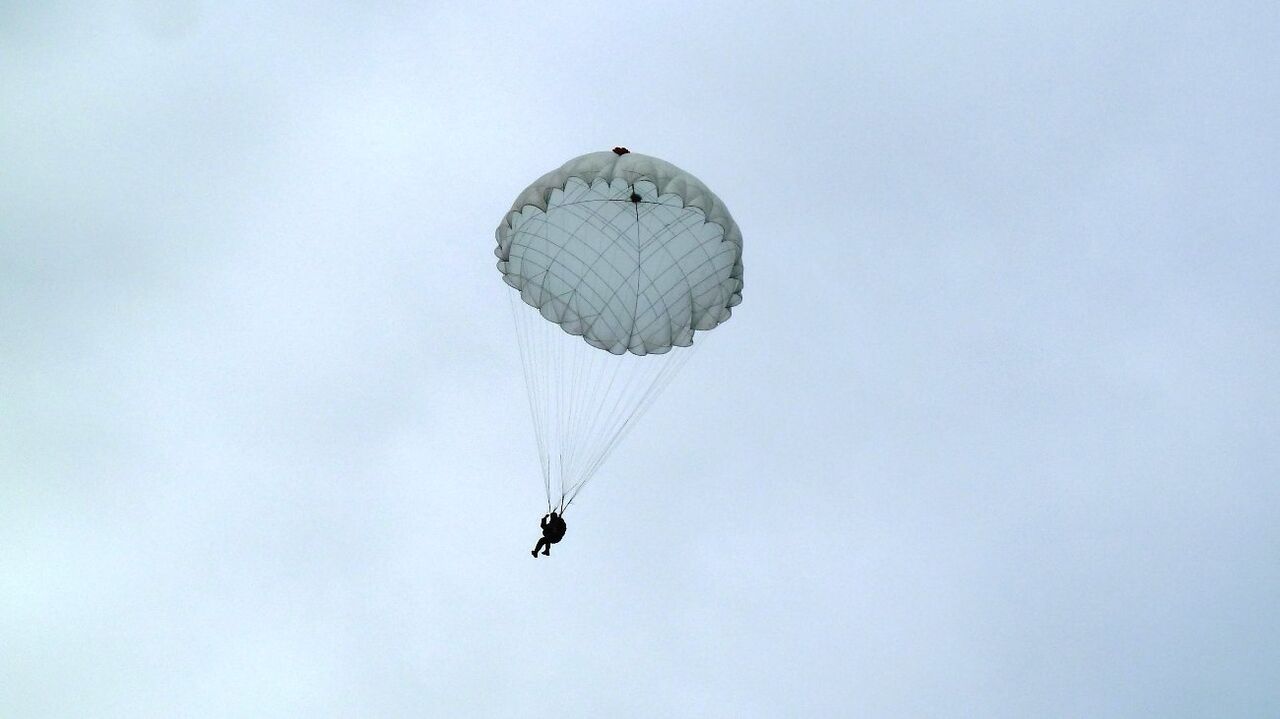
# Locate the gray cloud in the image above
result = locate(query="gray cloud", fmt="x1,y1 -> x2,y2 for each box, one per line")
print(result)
2,2 -> 1278,717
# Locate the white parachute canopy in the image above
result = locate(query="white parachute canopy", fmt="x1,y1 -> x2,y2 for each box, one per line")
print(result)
495,149 -> 743,513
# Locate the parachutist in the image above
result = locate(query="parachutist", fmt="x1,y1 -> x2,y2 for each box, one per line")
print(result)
531,511 -> 567,557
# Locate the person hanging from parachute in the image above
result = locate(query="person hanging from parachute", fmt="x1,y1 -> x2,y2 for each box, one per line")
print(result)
497,147 -> 743,557
531,511 -> 567,558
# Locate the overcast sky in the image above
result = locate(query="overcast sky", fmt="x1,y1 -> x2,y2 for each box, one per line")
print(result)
3,2 -> 1279,717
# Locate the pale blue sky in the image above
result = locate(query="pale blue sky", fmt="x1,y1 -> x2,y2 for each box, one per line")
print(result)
3,2 -> 1278,717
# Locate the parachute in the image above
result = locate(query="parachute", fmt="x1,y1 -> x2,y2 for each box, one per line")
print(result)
495,148 -> 743,513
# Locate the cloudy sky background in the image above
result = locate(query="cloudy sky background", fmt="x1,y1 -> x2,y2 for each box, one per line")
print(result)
3,2 -> 1278,716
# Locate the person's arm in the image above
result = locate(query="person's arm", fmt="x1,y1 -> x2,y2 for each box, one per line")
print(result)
541,515 -> 550,528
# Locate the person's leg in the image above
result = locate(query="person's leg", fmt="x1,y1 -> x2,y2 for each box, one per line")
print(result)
542,542 -> 551,555
532,538 -> 547,557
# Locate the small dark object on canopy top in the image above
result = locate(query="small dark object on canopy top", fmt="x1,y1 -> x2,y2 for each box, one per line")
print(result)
531,512 -> 567,557
612,147 -> 630,155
